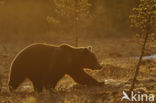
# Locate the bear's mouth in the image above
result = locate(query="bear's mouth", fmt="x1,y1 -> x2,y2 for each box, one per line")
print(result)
94,64 -> 102,70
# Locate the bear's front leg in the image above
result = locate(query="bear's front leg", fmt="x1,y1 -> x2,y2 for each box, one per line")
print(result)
68,70 -> 104,86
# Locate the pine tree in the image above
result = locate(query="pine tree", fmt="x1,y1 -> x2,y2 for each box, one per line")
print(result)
129,0 -> 156,94
48,0 -> 92,47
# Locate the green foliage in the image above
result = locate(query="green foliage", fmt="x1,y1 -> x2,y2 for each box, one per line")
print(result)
129,0 -> 156,93
129,0 -> 156,40
129,0 -> 156,54
48,0 -> 92,25
48,0 -> 92,46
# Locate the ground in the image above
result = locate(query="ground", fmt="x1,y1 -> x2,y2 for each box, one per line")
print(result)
0,34 -> 156,103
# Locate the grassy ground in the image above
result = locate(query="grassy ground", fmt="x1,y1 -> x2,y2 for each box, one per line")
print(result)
0,33 -> 156,103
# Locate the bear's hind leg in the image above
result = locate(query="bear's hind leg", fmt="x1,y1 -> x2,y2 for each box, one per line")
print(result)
9,76 -> 25,91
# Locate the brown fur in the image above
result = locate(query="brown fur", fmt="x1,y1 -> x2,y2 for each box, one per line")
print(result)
9,43 -> 103,92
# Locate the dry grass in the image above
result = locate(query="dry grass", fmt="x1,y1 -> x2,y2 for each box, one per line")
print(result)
0,35 -> 156,103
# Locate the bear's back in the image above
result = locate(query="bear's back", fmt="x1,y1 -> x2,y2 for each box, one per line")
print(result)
11,44 -> 59,70
16,43 -> 58,57
11,43 -> 77,68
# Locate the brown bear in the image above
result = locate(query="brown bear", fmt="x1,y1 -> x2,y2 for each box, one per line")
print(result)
8,43 -> 103,92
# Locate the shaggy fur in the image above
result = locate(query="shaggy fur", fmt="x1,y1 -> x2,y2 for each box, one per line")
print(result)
9,43 -> 103,92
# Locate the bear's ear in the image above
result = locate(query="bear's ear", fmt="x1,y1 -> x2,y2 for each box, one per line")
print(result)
87,46 -> 92,51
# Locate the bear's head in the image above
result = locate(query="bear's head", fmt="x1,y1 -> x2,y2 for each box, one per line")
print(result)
80,47 -> 102,70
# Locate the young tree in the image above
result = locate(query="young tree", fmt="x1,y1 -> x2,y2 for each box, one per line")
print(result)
129,0 -> 156,94
48,0 -> 92,47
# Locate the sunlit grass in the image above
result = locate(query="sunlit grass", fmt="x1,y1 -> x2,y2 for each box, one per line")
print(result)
21,97 -> 37,103
0,36 -> 156,103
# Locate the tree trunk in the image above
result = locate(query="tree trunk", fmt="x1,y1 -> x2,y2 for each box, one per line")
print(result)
128,32 -> 149,96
